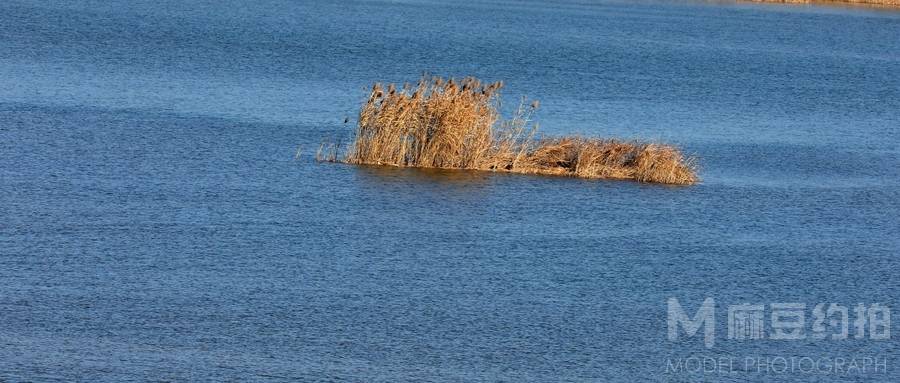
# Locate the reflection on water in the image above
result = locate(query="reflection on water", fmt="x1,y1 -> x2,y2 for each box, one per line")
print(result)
353,164 -> 495,187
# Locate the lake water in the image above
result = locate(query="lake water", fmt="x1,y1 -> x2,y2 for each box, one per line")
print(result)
2,0 -> 899,381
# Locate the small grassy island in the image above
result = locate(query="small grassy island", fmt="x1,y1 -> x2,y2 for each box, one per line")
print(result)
319,77 -> 699,185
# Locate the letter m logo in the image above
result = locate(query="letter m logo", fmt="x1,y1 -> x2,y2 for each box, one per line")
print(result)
668,298 -> 715,348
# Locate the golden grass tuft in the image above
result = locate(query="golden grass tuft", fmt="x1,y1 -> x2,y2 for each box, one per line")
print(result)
320,76 -> 698,185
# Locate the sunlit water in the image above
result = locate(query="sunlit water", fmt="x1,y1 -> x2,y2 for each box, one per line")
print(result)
2,0 -> 899,381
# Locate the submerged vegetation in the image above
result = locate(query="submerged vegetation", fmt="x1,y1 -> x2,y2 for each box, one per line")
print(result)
319,76 -> 698,185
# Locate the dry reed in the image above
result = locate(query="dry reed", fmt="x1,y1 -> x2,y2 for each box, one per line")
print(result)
320,76 -> 698,185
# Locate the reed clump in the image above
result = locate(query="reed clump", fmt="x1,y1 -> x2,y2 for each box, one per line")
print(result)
321,76 -> 698,185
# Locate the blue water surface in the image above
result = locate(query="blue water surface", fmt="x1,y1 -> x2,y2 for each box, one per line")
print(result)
1,0 -> 899,381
